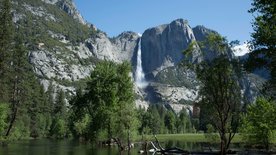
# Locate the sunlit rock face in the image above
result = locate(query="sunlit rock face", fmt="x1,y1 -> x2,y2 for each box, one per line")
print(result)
141,19 -> 199,77
12,0 -> 264,111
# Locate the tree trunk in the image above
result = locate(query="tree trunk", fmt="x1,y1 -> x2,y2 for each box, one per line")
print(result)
220,133 -> 227,155
127,129 -> 130,150
5,107 -> 17,136
5,77 -> 19,137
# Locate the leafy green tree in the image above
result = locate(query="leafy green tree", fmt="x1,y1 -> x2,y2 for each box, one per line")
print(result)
184,33 -> 242,155
113,62 -> 139,145
68,88 -> 90,139
50,118 -> 67,139
205,124 -> 219,143
197,58 -> 241,155
241,98 -> 276,150
249,0 -> 275,50
247,0 -> 276,99
70,61 -> 138,143
85,61 -> 121,140
72,113 -> 90,139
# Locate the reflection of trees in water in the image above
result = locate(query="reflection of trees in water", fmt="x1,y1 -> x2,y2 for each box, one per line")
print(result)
163,140 -> 201,151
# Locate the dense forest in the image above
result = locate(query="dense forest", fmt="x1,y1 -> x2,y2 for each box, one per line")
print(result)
0,0 -> 275,154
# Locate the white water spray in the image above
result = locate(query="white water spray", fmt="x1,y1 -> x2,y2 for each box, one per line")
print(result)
135,39 -> 148,88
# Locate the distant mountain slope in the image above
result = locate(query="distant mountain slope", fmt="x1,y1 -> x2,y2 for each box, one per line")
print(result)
11,0 -> 265,111
139,19 -> 265,111
12,0 -> 139,96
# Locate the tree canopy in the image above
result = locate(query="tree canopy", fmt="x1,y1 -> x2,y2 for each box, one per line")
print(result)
247,0 -> 276,99
69,61 -> 138,143
241,97 -> 276,150
184,33 -> 242,155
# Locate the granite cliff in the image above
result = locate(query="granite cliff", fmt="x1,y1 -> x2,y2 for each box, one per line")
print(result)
11,0 -> 265,112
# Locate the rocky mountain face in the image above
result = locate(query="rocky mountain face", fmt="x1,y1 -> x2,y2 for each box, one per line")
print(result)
138,19 -> 255,112
12,0 -> 265,112
141,19 -> 201,77
88,31 -> 140,63
140,19 -> 234,78
12,0 -> 140,97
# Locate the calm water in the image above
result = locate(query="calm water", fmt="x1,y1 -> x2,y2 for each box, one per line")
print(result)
0,139 -> 204,155
0,139 -> 272,155
0,139 -> 134,155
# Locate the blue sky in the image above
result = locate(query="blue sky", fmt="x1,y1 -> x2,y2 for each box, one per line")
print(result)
74,0 -> 253,42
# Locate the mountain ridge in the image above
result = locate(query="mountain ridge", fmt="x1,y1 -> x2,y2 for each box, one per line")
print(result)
10,0 -> 265,112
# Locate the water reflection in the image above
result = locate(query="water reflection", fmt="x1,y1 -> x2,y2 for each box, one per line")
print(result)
161,140 -> 202,151
0,139 -> 139,155
0,139 -> 273,155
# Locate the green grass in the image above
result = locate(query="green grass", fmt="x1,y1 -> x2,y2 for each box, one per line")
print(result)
137,133 -> 244,143
154,134 -> 207,142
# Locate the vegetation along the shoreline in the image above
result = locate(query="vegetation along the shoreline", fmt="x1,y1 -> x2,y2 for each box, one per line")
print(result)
0,0 -> 275,155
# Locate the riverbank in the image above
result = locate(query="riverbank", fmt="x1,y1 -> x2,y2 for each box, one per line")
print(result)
139,133 -> 240,142
1,135 -> 275,155
138,133 -> 276,144
137,133 -> 276,154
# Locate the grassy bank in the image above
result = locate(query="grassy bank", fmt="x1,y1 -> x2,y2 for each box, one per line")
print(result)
136,133 -> 243,143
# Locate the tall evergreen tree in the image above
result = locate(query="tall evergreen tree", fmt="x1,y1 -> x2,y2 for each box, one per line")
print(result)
50,89 -> 68,138
0,0 -> 13,102
5,32 -> 28,137
54,89 -> 67,117
46,81 -> 55,114
44,81 -> 55,134
176,108 -> 192,133
164,111 -> 176,134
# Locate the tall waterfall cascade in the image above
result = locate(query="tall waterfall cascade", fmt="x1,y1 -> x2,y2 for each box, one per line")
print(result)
135,39 -> 148,88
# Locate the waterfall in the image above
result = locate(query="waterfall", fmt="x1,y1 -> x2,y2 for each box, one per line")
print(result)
135,38 -> 147,88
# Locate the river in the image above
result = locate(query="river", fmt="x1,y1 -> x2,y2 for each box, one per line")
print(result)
0,139 -> 272,155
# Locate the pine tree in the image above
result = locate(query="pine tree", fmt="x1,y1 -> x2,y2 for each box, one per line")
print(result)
54,89 -> 66,118
46,81 -> 55,114
176,108 -> 191,133
5,32 -> 28,137
0,0 -> 14,102
29,84 -> 49,138
0,103 -> 8,139
44,81 -> 55,134
50,89 -> 68,138
164,111 -> 176,134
